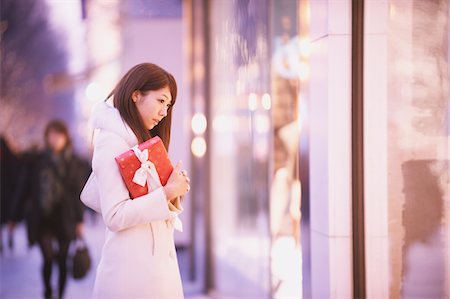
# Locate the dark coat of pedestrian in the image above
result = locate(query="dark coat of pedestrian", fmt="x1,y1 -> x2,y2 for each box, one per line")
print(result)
10,120 -> 90,299
0,136 -> 20,252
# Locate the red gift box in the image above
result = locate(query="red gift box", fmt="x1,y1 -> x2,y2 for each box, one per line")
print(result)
115,136 -> 173,199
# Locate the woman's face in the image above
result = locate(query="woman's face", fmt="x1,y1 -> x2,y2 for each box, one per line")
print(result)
134,86 -> 172,130
47,130 -> 67,153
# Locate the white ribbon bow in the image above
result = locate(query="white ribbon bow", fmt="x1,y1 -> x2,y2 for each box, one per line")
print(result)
131,146 -> 183,232
168,211 -> 183,232
131,146 -> 161,190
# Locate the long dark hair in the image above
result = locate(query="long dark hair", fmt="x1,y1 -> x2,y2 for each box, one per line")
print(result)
108,63 -> 177,149
44,120 -> 72,150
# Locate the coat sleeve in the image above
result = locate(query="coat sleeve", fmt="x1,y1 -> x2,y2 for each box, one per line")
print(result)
92,131 -> 171,232
72,157 -> 91,223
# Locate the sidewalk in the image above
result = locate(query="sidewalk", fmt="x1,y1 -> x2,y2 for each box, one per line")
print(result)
0,217 -> 207,299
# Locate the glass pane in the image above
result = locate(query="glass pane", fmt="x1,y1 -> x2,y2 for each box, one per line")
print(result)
269,1 -> 303,298
209,0 -> 271,297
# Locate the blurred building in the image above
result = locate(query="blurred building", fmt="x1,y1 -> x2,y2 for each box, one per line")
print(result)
2,0 -> 448,298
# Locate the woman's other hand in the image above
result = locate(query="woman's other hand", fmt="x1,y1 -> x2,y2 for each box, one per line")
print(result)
76,223 -> 84,237
163,161 -> 190,201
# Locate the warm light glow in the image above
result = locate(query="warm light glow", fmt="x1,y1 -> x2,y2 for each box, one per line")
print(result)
389,3 -> 396,18
191,137 -> 207,157
262,93 -> 271,110
304,2 -> 311,24
191,113 -> 207,135
248,93 -> 257,111
272,237 -> 302,298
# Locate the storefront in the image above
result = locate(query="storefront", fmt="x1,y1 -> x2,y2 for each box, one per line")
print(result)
186,0 -> 450,298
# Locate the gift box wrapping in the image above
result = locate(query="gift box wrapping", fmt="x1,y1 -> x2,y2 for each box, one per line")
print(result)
115,136 -> 173,199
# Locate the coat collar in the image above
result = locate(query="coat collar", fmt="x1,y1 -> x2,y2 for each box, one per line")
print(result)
90,100 -> 139,147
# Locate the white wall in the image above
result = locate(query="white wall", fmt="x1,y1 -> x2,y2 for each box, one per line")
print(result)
363,1 -> 389,298
308,0 -> 353,298
364,1 -> 450,298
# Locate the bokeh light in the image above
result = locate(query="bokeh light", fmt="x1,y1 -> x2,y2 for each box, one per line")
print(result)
191,136 -> 207,157
191,113 -> 207,135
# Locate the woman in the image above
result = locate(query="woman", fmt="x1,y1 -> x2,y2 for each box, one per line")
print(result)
18,121 -> 88,299
82,63 -> 190,298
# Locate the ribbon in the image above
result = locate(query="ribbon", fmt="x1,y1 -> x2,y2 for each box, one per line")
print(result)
167,197 -> 184,232
131,146 -> 183,232
168,211 -> 183,232
131,146 -> 161,191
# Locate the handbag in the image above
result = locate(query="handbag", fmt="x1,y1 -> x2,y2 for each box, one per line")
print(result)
71,237 -> 91,279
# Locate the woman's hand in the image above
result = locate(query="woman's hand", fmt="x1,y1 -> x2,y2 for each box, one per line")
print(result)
76,223 -> 84,237
163,161 -> 190,201
7,221 -> 16,233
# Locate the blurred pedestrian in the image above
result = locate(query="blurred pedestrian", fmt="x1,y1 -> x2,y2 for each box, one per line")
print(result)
0,136 -> 20,253
8,143 -> 39,229
10,120 -> 90,299
81,63 -> 190,298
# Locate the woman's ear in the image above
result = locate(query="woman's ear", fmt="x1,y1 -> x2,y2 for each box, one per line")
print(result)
132,91 -> 140,103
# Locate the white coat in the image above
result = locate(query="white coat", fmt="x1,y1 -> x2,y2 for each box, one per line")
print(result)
81,101 -> 184,299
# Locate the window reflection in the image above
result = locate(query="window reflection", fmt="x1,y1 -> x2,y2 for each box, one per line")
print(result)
269,1 -> 303,298
209,0 -> 271,297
